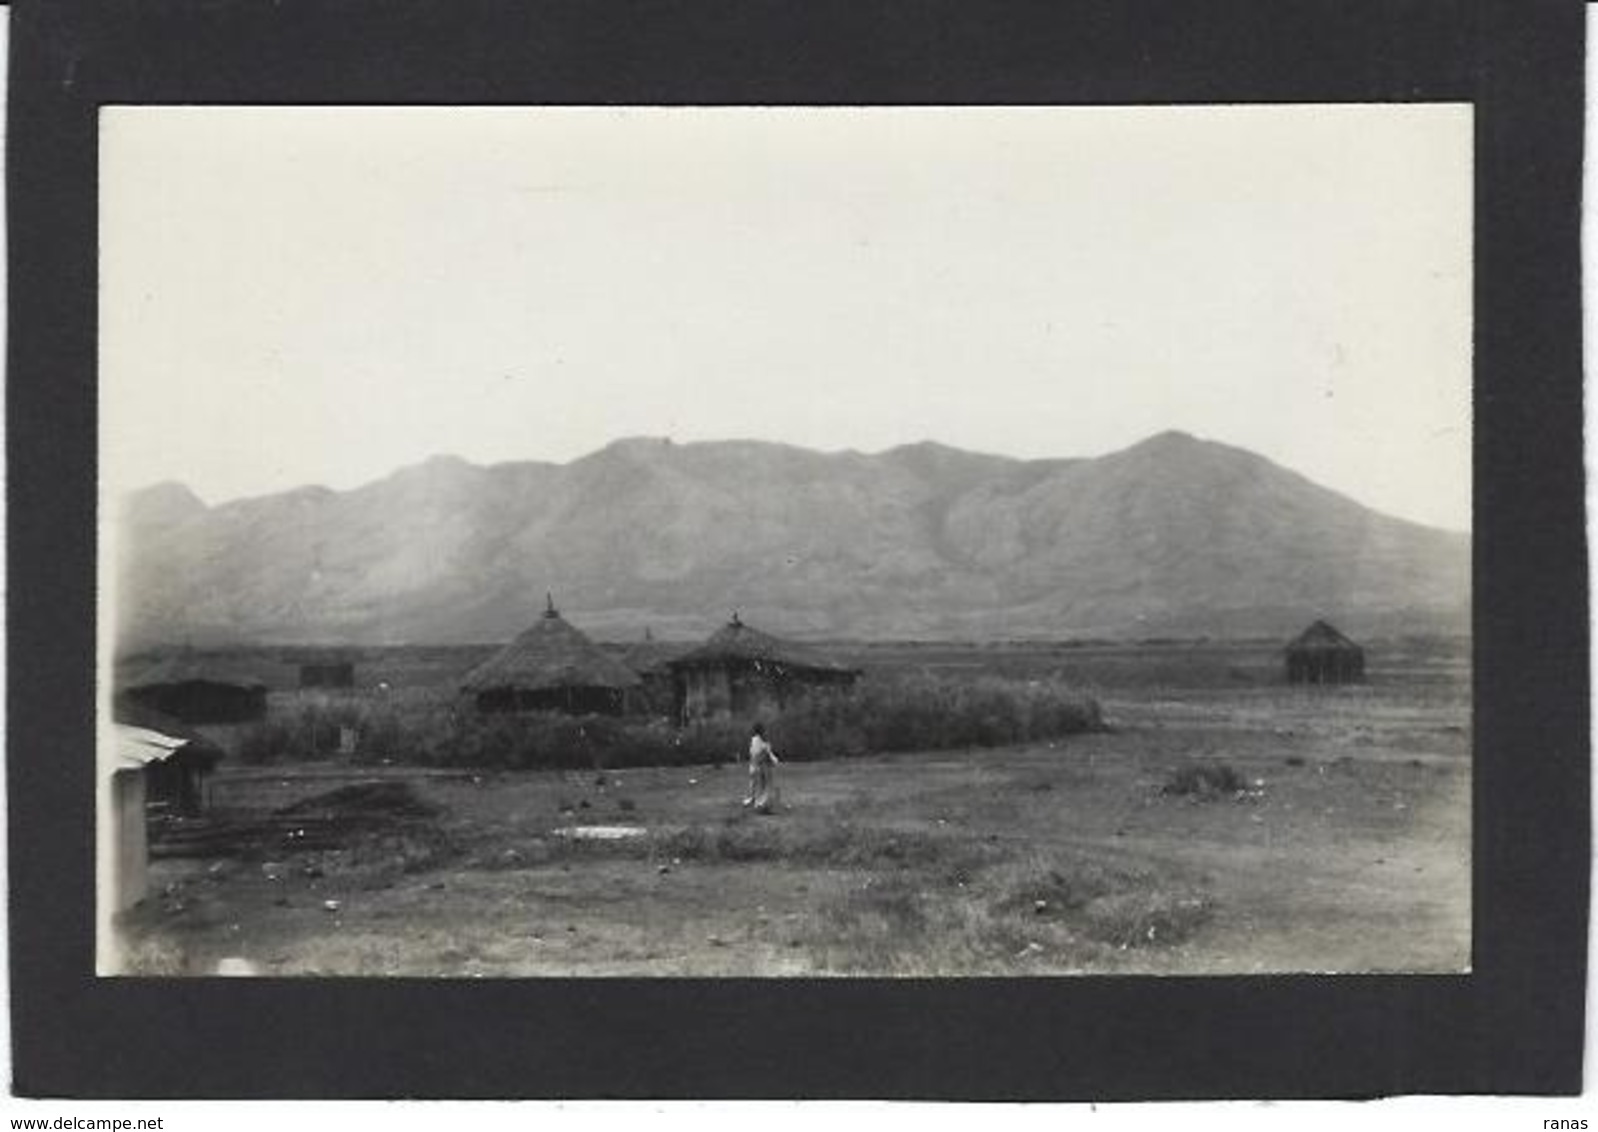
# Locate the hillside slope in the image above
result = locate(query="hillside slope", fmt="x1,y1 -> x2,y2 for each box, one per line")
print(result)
113,432 -> 1469,645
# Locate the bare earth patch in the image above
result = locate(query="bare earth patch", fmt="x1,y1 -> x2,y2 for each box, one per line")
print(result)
112,675 -> 1470,977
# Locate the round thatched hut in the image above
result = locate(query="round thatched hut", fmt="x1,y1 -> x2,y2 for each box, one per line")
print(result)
666,613 -> 859,725
1284,619 -> 1366,685
116,651 -> 277,723
617,628 -> 685,718
461,596 -> 641,715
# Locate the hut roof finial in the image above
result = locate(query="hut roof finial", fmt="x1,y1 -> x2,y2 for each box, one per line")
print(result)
730,610 -> 742,628
544,592 -> 558,619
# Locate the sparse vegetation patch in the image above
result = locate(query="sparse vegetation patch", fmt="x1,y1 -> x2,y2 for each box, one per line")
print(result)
235,672 -> 1101,771
1160,761 -> 1248,799
118,637 -> 1470,977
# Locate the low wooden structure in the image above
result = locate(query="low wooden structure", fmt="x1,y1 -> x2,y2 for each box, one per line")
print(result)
101,710 -> 224,915
1285,619 -> 1367,685
114,701 -> 224,815
461,596 -> 641,715
102,730 -> 153,915
667,614 -> 859,725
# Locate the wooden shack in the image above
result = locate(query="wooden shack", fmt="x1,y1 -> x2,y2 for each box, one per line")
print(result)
113,700 -> 224,815
1285,619 -> 1367,685
460,595 -> 641,715
102,727 -> 154,915
667,614 -> 859,725
101,712 -> 224,915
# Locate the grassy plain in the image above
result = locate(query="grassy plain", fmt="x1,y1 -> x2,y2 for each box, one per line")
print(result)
114,637 -> 1469,976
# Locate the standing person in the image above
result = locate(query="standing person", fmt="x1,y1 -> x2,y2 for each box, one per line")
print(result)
743,722 -> 781,813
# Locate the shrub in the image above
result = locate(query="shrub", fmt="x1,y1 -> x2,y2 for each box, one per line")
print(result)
1160,761 -> 1246,798
849,673 -> 1101,755
235,696 -> 367,764
769,693 -> 869,761
236,689 -> 455,765
821,879 -> 929,938
235,672 -> 1100,770
1080,891 -> 1214,948
988,853 -> 1215,951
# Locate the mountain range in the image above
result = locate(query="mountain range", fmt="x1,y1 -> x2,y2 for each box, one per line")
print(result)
114,432 -> 1469,647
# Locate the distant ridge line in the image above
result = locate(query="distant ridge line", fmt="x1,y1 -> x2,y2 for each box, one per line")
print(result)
116,431 -> 1470,647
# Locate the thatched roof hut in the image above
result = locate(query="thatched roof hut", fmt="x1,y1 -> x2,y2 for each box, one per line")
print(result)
668,614 -> 857,674
282,650 -> 359,690
116,651 -> 277,723
667,613 -> 859,724
1285,619 -> 1366,685
113,698 -> 223,748
461,596 -> 641,715
617,628 -> 680,675
616,629 -> 687,718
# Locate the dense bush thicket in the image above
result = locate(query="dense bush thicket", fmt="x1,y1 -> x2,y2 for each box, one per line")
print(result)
236,674 -> 1102,770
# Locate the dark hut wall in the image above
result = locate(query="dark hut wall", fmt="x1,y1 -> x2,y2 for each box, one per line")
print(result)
675,662 -> 854,725
626,670 -> 676,717
144,748 -> 218,815
475,685 -> 626,716
124,680 -> 267,724
676,665 -> 738,724
1286,647 -> 1366,685
298,662 -> 355,689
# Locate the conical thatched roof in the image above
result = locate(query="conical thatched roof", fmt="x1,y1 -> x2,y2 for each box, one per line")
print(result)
618,638 -> 687,676
461,600 -> 641,693
1286,619 -> 1362,652
116,651 -> 281,692
667,615 -> 855,674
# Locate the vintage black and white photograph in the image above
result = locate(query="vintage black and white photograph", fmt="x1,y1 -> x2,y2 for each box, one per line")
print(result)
96,104 -> 1472,978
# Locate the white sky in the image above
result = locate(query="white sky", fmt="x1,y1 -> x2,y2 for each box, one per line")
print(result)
100,105 -> 1472,529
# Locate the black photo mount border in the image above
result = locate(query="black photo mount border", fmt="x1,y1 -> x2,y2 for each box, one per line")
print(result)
7,0 -> 1587,1101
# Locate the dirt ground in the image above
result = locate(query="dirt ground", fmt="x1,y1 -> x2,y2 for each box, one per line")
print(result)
113,672 -> 1470,977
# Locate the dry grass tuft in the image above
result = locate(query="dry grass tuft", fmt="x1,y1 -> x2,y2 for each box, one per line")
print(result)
110,931 -> 195,976
1160,761 -> 1247,799
1079,891 -> 1215,948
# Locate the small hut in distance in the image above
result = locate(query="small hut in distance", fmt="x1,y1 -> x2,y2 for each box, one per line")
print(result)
668,613 -> 860,725
461,595 -> 641,715
1285,619 -> 1366,685
296,657 -> 356,690
618,627 -> 683,718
